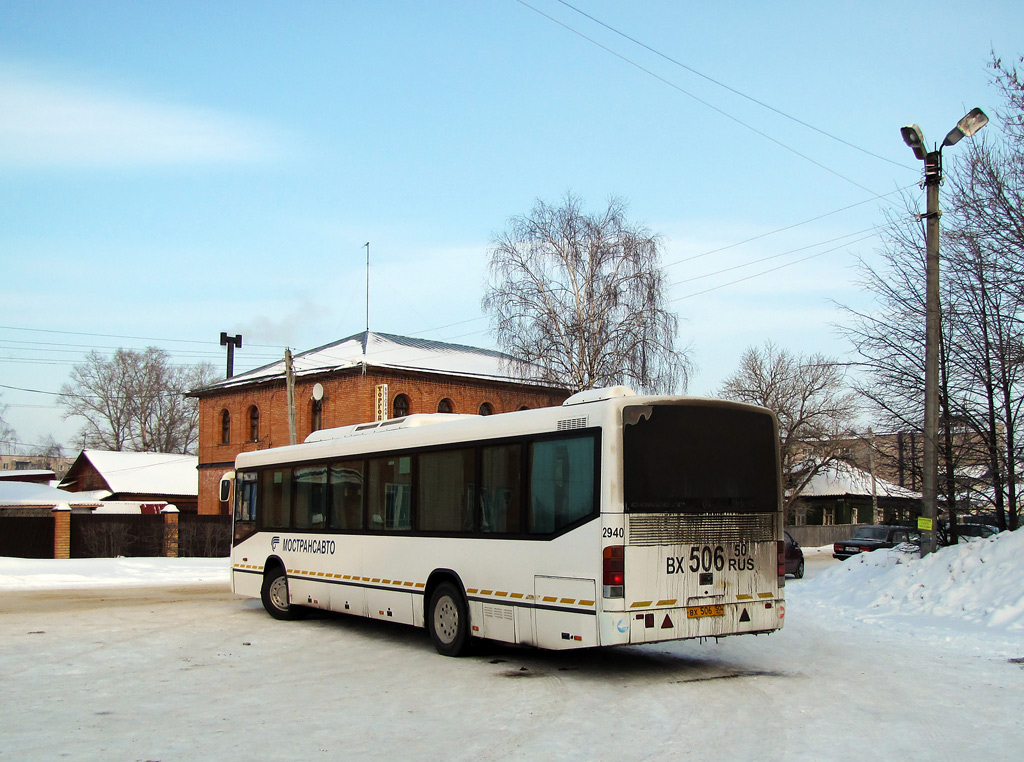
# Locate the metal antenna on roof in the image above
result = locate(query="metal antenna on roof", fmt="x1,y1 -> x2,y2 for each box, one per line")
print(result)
365,242 -> 370,335
364,242 -> 370,378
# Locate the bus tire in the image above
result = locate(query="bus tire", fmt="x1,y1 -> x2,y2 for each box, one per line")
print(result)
261,566 -> 305,621
427,582 -> 470,656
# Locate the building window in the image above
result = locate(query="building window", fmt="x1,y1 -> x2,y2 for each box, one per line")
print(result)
438,398 -> 454,414
248,406 -> 259,442
311,399 -> 323,433
393,394 -> 410,418
479,402 -> 493,416
220,409 -> 231,445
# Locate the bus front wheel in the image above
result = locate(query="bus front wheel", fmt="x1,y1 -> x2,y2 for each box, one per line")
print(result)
428,582 -> 470,656
261,567 -> 305,621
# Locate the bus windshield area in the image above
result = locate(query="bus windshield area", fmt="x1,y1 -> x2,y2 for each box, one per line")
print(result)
622,405 -> 778,514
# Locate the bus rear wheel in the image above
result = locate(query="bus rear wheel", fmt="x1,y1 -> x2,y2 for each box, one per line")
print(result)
428,582 -> 470,656
261,567 -> 305,621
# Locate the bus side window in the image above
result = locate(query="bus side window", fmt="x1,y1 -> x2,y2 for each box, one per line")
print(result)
418,448 -> 475,532
529,436 -> 595,534
260,467 -> 292,530
329,461 -> 364,530
482,444 -> 522,533
294,465 -> 327,530
368,456 -> 412,531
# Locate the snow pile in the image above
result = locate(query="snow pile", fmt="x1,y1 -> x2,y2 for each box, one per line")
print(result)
0,556 -> 229,590
799,526 -> 1024,638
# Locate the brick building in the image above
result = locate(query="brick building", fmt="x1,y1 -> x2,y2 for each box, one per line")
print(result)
189,331 -> 569,515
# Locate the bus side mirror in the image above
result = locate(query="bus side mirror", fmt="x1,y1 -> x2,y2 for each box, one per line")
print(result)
219,477 -> 232,502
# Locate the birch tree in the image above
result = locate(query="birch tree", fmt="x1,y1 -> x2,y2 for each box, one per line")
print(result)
482,194 -> 691,393
0,394 -> 17,455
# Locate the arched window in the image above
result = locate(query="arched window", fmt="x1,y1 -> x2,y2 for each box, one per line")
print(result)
220,409 -> 231,445
393,394 -> 410,418
248,405 -> 259,442
478,402 -> 493,416
311,399 -> 323,432
438,398 -> 454,414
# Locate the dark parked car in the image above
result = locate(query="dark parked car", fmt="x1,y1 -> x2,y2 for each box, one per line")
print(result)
833,525 -> 919,561
784,530 -> 804,579
939,521 -> 999,544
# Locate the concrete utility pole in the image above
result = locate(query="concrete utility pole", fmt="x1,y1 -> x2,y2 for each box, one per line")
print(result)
220,332 -> 242,378
921,148 -> 942,557
285,348 -> 297,446
900,108 -> 988,557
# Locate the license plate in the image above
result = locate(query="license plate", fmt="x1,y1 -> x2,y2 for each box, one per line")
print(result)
687,604 -> 725,619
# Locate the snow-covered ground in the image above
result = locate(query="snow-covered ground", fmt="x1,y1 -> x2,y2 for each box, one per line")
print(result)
0,555 -> 229,591
1,531 -> 1022,761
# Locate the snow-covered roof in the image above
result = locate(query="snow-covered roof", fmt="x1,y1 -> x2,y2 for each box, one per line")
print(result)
0,481 -> 101,507
74,489 -> 114,502
62,451 -> 198,497
195,331 -> 555,392
796,460 -> 921,500
0,469 -> 56,481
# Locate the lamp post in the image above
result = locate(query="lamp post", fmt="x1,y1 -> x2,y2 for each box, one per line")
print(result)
900,108 -> 988,557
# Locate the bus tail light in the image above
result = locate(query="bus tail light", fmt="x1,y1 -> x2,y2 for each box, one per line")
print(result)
777,540 -> 786,588
603,545 -> 624,598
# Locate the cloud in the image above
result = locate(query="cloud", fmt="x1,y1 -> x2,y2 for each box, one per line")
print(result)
0,65 -> 288,168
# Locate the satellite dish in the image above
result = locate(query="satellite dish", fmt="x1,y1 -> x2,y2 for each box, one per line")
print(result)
312,383 -> 324,401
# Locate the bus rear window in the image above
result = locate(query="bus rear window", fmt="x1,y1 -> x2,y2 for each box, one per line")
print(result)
623,405 -> 778,514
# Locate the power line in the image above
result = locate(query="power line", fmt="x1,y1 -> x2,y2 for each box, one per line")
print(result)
0,383 -> 61,396
553,0 -> 912,171
0,324 -> 282,349
673,232 -> 879,301
673,228 -> 878,287
662,185 -> 915,269
0,337 -> 280,359
514,0 -> 904,200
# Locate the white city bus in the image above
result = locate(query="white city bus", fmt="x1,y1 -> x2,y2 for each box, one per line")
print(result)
227,386 -> 785,656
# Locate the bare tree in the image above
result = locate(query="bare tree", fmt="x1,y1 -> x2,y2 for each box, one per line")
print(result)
0,393 -> 17,455
838,53 -> 1024,532
839,208 -> 976,534
940,59 -> 1024,532
482,193 -> 691,393
32,435 -> 66,471
718,342 -> 859,517
59,347 -> 219,454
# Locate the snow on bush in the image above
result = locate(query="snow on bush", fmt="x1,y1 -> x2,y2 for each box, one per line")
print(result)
800,526 -> 1024,632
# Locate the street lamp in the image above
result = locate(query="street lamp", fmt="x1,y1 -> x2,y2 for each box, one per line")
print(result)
900,107 -> 988,557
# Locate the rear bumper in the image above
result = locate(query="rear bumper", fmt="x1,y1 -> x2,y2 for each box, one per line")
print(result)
599,598 -> 785,645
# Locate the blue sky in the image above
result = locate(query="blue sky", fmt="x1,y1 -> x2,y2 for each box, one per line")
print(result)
1,0 -> 1021,450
